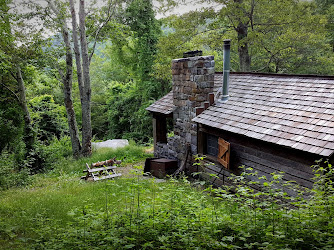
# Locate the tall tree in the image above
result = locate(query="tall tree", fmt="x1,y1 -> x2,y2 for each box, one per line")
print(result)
209,0 -> 332,73
125,0 -> 160,84
0,0 -> 35,157
77,0 -> 92,156
212,0 -> 252,71
112,0 -> 162,99
46,0 -> 82,157
157,0 -> 333,74
46,0 -> 120,156
316,0 -> 334,52
68,0 -> 92,156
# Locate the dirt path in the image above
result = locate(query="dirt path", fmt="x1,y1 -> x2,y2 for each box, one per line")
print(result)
116,162 -> 166,183
116,162 -> 144,177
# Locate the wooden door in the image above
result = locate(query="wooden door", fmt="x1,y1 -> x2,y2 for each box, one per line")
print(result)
218,138 -> 230,169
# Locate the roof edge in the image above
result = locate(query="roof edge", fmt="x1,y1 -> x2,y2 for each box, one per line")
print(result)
193,118 -> 333,158
215,71 -> 334,79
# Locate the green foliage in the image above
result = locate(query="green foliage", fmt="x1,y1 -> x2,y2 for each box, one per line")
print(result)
1,157 -> 334,249
29,95 -> 68,142
124,0 -> 161,86
316,0 -> 334,51
25,66 -> 63,104
156,0 -> 334,74
90,50 -> 125,139
106,82 -> 154,143
0,151 -> 32,190
34,136 -> 73,170
88,0 -> 165,142
154,9 -> 217,82
248,0 -> 334,74
0,101 -> 24,152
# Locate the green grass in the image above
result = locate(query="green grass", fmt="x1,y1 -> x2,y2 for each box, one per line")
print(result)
0,175 -> 216,249
46,143 -> 153,176
0,148 -> 333,249
0,144 -> 154,248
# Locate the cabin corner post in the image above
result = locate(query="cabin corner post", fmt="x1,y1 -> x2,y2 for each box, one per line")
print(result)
171,55 -> 215,168
152,113 -> 157,153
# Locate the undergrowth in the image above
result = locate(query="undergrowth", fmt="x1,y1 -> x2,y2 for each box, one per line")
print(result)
0,154 -> 333,249
0,136 -> 152,190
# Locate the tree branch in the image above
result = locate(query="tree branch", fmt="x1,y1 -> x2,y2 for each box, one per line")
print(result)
9,70 -> 18,81
250,0 -> 255,30
227,14 -> 238,30
0,82 -> 20,102
88,0 -> 118,64
57,66 -> 65,82
46,0 -> 60,16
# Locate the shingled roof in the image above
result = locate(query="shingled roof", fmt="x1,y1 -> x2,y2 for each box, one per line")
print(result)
193,73 -> 334,157
146,91 -> 174,115
146,72 -> 334,157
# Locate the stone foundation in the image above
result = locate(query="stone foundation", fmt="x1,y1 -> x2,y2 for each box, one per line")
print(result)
154,137 -> 178,160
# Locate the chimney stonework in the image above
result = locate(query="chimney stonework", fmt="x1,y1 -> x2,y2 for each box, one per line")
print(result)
171,55 -> 215,165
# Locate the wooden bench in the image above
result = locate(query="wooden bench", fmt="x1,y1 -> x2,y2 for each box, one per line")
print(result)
81,158 -> 122,181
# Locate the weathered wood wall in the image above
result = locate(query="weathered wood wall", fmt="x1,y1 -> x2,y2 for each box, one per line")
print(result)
198,125 -> 320,189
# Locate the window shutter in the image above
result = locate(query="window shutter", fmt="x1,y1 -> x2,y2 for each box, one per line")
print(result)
218,138 -> 230,169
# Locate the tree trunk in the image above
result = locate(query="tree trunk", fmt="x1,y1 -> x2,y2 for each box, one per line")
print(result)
16,65 -> 34,153
61,24 -> 82,158
236,22 -> 251,72
47,0 -> 81,157
69,0 -> 84,104
234,0 -> 251,72
79,0 -> 92,157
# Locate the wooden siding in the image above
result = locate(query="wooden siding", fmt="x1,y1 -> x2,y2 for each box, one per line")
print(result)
198,125 -> 319,188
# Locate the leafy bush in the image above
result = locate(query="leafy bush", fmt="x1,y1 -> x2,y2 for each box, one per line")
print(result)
0,151 -> 32,190
107,82 -> 154,143
2,135 -> 73,175
29,95 -> 68,142
0,101 -> 24,152
35,136 -> 73,171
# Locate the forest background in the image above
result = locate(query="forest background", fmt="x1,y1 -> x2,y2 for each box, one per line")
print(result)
1,0 -> 334,188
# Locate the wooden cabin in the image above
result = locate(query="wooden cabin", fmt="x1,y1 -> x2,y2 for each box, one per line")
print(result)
146,45 -> 334,188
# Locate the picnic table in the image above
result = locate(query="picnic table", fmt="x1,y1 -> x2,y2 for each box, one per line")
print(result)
81,158 -> 122,181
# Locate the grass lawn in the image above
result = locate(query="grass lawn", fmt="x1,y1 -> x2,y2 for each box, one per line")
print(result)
0,146 -> 333,249
0,145 -> 155,248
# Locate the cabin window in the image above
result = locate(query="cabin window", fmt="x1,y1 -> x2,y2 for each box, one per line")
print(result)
206,134 -> 218,156
203,133 -> 230,169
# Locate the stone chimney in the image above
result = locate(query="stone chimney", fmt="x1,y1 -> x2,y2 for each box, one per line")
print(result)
171,54 -> 215,162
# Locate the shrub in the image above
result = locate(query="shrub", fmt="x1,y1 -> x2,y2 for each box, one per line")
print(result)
29,95 -> 68,143
36,136 -> 73,170
0,151 -> 32,190
106,82 -> 155,143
